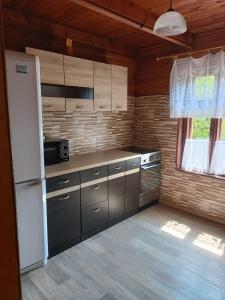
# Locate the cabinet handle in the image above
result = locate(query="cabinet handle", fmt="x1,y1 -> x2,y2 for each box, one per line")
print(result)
43,104 -> 54,108
76,105 -> 83,109
93,208 -> 100,213
93,185 -> 101,190
115,166 -> 122,170
57,179 -> 70,185
99,105 -> 105,109
116,105 -> 122,109
131,163 -> 136,166
94,171 -> 100,176
58,195 -> 70,201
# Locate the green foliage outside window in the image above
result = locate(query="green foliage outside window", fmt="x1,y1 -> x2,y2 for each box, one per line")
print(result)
194,75 -> 215,100
192,118 -> 210,139
221,121 -> 225,141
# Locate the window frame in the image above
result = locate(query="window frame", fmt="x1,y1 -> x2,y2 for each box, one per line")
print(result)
176,117 -> 223,177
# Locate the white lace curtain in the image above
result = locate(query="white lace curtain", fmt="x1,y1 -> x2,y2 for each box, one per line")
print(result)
181,139 -> 209,173
170,51 -> 225,118
210,141 -> 225,175
182,139 -> 225,175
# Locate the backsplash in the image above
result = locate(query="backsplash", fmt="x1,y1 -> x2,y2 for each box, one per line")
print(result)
43,97 -> 134,155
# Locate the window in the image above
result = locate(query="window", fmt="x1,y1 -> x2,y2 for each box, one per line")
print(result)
194,76 -> 215,101
177,118 -> 225,176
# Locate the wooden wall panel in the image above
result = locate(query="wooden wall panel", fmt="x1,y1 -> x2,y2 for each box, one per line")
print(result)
136,58 -> 172,96
134,95 -> 225,225
3,26 -> 136,96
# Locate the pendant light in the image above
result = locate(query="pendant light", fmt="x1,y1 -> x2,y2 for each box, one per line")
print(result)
153,0 -> 187,36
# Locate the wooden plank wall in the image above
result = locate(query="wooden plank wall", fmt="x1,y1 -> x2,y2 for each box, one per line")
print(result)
3,25 -> 136,96
134,95 -> 225,225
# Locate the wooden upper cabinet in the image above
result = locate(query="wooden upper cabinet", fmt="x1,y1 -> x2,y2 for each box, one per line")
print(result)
25,47 -> 64,85
64,56 -> 94,88
112,65 -> 128,111
94,62 -> 112,111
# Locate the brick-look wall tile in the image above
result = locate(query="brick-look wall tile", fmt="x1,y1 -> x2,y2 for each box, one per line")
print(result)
134,95 -> 225,225
43,97 -> 134,155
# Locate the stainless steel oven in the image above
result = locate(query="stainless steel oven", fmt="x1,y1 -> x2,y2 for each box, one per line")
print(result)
139,155 -> 161,207
121,146 -> 161,208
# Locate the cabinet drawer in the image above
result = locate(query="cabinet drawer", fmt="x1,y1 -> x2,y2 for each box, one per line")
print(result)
46,172 -> 80,193
126,157 -> 141,171
80,165 -> 107,183
47,190 -> 81,257
66,99 -> 94,112
82,200 -> 108,234
42,97 -> 65,112
108,161 -> 125,176
81,181 -> 108,208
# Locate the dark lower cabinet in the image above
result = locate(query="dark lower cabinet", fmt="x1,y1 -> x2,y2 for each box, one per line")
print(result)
47,190 -> 81,257
82,200 -> 108,239
125,172 -> 140,215
109,176 -> 125,223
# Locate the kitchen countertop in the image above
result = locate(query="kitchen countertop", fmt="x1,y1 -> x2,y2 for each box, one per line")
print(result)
45,149 -> 141,178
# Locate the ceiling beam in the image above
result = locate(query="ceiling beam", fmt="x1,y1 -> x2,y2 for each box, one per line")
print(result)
69,0 -> 194,49
3,8 -> 136,59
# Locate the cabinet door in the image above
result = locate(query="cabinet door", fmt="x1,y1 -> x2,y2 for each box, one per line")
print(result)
26,48 -> 66,112
25,47 -> 64,85
64,55 -> 93,88
94,62 -> 112,111
125,172 -> 140,214
109,176 -> 125,222
47,190 -> 81,257
112,65 -> 127,111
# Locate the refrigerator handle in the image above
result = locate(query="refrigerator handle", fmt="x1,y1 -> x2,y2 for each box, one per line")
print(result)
18,178 -> 44,186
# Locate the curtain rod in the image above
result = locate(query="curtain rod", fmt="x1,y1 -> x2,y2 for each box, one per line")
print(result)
156,45 -> 225,61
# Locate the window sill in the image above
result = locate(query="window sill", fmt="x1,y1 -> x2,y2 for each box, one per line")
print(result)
176,168 -> 225,181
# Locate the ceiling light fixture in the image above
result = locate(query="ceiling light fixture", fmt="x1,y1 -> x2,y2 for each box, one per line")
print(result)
153,0 -> 187,36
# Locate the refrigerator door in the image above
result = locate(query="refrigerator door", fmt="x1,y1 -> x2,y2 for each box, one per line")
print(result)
15,179 -> 47,271
5,51 -> 44,183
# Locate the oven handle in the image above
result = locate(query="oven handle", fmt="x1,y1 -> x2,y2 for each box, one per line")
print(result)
141,162 -> 161,170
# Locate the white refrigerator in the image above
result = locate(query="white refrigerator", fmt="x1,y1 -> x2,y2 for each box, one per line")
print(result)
5,50 -> 48,273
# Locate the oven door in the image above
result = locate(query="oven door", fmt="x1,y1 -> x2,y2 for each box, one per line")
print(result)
139,162 -> 161,208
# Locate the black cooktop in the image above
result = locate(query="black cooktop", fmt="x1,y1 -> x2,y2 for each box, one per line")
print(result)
120,146 -> 158,154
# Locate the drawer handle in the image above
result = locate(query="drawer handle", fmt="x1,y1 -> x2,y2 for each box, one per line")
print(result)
93,185 -> 101,190
76,105 -> 83,109
131,163 -> 136,166
94,171 -> 100,176
116,105 -> 122,109
93,208 -> 100,213
99,105 -> 105,109
115,166 -> 122,170
58,195 -> 70,201
57,179 -> 70,185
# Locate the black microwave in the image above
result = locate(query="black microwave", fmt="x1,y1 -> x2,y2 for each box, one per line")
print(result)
44,139 -> 69,165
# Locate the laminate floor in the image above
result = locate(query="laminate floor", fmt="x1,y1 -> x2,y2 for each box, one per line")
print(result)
21,204 -> 225,300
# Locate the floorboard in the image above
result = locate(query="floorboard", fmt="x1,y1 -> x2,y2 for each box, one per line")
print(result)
21,204 -> 225,300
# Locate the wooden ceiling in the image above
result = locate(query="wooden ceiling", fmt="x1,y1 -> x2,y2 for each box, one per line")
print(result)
2,0 -> 225,56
